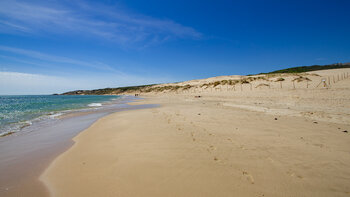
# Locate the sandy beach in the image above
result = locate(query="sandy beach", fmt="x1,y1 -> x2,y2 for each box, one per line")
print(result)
2,1 -> 349,196
42,69 -> 350,197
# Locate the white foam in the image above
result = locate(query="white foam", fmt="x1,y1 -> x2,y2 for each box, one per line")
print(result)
88,103 -> 102,107
24,120 -> 32,126
49,113 -> 63,119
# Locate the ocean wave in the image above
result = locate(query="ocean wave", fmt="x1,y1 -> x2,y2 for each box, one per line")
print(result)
49,112 -> 63,119
0,95 -> 120,138
19,120 -> 32,129
88,103 -> 102,107
0,131 -> 15,137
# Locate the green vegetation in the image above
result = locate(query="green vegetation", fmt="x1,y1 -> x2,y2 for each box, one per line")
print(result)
61,84 -> 155,95
266,63 -> 350,74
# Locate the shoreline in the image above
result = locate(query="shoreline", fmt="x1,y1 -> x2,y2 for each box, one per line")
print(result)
0,95 -> 123,138
0,97 -> 156,197
41,95 -> 350,197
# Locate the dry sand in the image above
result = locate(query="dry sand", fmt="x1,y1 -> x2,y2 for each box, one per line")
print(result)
42,68 -> 350,197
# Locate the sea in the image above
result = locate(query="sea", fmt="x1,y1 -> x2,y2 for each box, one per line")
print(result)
0,95 -> 120,137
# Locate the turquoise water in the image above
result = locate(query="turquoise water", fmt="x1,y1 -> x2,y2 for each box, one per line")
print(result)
0,95 -> 119,136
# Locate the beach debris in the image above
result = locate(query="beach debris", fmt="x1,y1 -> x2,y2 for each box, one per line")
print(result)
274,118 -> 278,120
198,113 -> 201,115
194,95 -> 201,98
343,130 -> 348,133
214,157 -> 218,161
313,121 -> 318,124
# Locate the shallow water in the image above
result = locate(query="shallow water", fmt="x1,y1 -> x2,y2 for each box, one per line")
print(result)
0,95 -> 120,136
0,96 -> 158,196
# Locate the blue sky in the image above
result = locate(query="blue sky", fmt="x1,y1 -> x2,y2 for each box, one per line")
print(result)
0,0 -> 349,94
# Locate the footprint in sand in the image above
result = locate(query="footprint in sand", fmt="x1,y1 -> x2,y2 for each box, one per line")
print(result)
267,157 -> 274,163
207,145 -> 216,153
190,132 -> 196,141
242,171 -> 255,184
208,145 -> 216,151
287,170 -> 303,179
313,143 -> 324,148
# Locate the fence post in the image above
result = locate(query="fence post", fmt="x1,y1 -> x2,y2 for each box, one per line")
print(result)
292,81 -> 295,89
280,81 -> 282,89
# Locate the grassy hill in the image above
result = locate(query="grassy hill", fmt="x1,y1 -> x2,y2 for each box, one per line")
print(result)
266,62 -> 350,74
61,84 -> 155,95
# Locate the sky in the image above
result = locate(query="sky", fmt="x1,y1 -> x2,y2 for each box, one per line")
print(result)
0,0 -> 350,95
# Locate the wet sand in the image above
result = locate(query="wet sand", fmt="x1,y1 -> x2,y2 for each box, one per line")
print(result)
0,100 -> 156,197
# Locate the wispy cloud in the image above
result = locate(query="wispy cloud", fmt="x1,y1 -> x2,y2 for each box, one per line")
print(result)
0,45 -> 177,94
0,71 -> 173,95
0,45 -> 121,73
0,0 -> 201,47
0,71 -> 79,94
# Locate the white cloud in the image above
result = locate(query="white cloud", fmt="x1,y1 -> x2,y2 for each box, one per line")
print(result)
0,0 -> 201,47
0,71 -> 173,95
0,45 -> 121,73
0,71 -> 78,95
